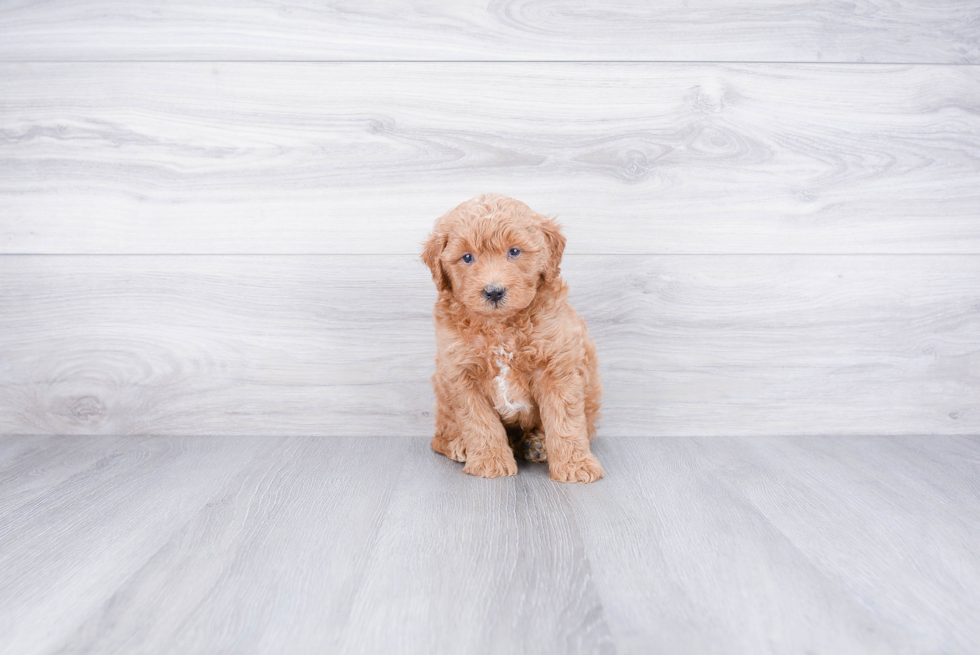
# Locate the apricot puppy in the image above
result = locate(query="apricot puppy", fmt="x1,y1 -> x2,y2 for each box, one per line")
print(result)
422,194 -> 603,483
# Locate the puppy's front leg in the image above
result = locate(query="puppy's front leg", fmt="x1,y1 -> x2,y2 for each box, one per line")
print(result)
536,373 -> 604,483
457,382 -> 518,479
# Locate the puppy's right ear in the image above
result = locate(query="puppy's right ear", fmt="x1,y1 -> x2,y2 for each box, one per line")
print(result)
421,231 -> 452,292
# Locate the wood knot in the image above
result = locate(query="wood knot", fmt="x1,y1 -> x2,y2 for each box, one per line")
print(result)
63,395 -> 107,423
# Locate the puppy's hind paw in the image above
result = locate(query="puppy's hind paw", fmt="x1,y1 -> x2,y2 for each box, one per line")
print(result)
462,449 -> 518,479
517,429 -> 548,463
550,454 -> 604,483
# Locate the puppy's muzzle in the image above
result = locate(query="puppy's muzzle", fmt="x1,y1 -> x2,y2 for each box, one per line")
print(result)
482,285 -> 507,305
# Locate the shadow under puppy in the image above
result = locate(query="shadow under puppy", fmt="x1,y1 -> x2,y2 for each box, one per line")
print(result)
422,194 -> 603,483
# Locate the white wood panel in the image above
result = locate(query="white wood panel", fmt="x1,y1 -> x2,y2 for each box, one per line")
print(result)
1,255 -> 976,438
2,435 -> 978,653
0,1 -> 977,63
2,63 -> 979,254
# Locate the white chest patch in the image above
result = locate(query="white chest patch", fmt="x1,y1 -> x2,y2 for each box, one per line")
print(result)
493,347 -> 527,418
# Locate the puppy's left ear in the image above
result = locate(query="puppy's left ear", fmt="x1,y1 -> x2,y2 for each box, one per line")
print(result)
421,231 -> 452,292
537,215 -> 566,283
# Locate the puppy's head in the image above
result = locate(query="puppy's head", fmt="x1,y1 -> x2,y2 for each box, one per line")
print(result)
422,194 -> 566,318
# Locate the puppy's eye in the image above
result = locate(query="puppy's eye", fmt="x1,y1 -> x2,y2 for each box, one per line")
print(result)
461,253 -> 474,264
508,248 -> 521,258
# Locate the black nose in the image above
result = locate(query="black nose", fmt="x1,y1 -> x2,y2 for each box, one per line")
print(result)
482,286 -> 506,304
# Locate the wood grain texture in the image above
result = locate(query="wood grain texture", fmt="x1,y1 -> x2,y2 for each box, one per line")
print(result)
569,436 -> 980,654
0,435 -> 413,655
0,1 -> 978,63
54,437 -> 413,655
1,435 -> 978,654
1,255 -> 977,438
3,63 -> 979,255
0,434 -> 128,515
337,436 -> 615,654
0,436 -> 273,654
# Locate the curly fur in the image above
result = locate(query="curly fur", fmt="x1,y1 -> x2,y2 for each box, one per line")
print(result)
421,194 -> 603,483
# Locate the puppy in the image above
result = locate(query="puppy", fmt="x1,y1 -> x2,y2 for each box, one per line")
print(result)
421,194 -> 603,483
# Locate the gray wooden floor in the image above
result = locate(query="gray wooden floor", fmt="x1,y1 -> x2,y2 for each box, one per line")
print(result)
1,434 -> 977,654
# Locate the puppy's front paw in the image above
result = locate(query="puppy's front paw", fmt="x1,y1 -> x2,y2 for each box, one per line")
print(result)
462,449 -> 518,479
431,434 -> 466,462
550,454 -> 604,483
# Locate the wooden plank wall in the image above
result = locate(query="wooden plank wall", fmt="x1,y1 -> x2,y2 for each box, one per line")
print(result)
1,1 -> 978,62
1,2 -> 978,437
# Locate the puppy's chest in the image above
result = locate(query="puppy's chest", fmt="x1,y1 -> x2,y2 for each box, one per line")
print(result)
486,346 -> 534,421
